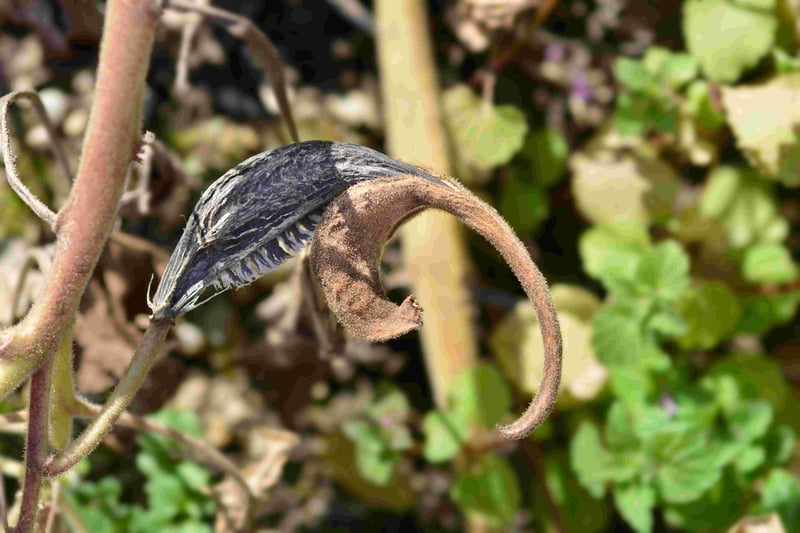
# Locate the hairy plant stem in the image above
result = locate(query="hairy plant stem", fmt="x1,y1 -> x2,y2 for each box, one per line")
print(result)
375,0 -> 478,409
14,357 -> 55,533
42,318 -> 173,476
0,0 -> 160,399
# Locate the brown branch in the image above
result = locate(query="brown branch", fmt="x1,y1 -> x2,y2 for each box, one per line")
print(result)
14,358 -> 54,533
165,0 -> 299,143
311,175 -> 562,439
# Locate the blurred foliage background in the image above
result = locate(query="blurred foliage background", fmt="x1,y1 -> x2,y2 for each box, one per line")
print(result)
2,0 -> 800,531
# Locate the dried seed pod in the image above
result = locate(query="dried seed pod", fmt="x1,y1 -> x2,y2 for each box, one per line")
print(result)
150,141 -> 453,319
310,175 -> 562,439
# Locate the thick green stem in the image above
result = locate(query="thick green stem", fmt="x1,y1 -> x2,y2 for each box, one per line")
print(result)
375,0 -> 478,408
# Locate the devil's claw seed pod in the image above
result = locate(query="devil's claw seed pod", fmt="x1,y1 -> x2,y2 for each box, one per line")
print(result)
149,141 -> 453,319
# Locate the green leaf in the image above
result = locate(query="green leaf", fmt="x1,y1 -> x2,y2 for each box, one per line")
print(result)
615,58 -> 652,91
710,353 -> 800,432
367,385 -> 411,424
636,241 -> 690,302
579,221 -> 651,286
534,452 -> 612,533
570,422 -> 640,498
592,303 -> 647,367
663,472 -> 744,531
647,309 -> 687,338
699,166 -> 789,249
758,469 -> 800,531
343,419 -> 402,486
659,53 -> 699,89
773,48 -> 800,73
614,93 -> 650,136
442,85 -> 529,172
614,483 -> 656,533
176,461 -> 211,492
498,173 -> 548,233
525,128 -> 569,187
138,409 -> 203,459
764,425 -> 797,465
342,419 -> 382,451
728,400 -> 773,443
449,364 -> 513,430
683,0 -> 777,83
761,468 -> 800,508
743,244 -> 799,284
656,438 -> 732,504
354,446 -> 398,487
145,475 -> 185,522
422,411 -> 464,463
450,454 -> 522,527
686,81 -> 726,131
606,402 -> 639,451
734,445 -> 766,473
571,144 -> 679,224
609,367 -> 654,406
676,282 -> 742,350
722,74 -> 800,185
737,292 -> 800,334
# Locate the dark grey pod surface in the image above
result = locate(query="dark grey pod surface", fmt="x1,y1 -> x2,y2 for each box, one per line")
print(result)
149,141 -> 451,319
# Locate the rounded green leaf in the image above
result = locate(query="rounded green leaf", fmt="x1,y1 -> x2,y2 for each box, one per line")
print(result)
579,221 -> 651,284
422,411 -> 463,463
442,85 -> 528,172
722,73 -> 800,185
743,244 -> 799,284
636,241 -> 690,302
450,454 -> 522,527
676,282 -> 742,350
614,483 -> 656,533
449,364 -> 513,430
699,166 -> 789,249
683,0 -> 777,83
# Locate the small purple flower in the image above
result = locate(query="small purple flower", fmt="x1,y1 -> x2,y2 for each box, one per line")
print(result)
660,394 -> 677,418
570,71 -> 593,102
545,42 -> 566,63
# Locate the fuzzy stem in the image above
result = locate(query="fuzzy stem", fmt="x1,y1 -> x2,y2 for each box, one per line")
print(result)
42,318 -> 172,476
14,358 -> 54,533
0,0 -> 160,399
375,0 -> 478,408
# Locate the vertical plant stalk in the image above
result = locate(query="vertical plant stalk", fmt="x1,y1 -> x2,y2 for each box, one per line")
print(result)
375,0 -> 478,408
14,356 -> 55,533
0,0 -> 160,397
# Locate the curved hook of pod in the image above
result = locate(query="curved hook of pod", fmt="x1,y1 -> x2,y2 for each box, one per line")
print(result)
309,174 -> 563,439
